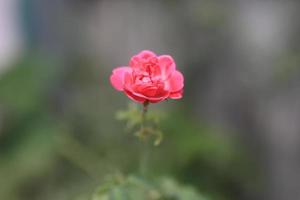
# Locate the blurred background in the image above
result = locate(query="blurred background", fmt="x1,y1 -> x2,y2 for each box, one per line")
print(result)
1,0 -> 300,199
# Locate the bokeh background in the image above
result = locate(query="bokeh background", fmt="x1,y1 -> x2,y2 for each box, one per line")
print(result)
1,0 -> 300,200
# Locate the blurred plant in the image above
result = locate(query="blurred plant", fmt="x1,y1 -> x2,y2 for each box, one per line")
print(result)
90,51 -> 209,199
109,50 -> 185,177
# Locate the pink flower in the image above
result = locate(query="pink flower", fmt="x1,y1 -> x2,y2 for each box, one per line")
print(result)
110,50 -> 184,103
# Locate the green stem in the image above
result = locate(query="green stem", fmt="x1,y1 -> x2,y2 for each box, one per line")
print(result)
141,101 -> 149,128
139,101 -> 150,176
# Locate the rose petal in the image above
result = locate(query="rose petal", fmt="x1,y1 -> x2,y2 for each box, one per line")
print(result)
110,67 -> 132,91
132,89 -> 169,103
167,70 -> 184,92
143,87 -> 158,97
169,90 -> 183,99
124,89 -> 147,103
138,50 -> 156,60
158,55 -> 176,80
126,82 -> 169,103
129,50 -> 156,68
123,73 -> 147,103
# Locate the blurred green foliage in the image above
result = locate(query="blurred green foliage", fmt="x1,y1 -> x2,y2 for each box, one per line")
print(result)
92,175 -> 207,200
0,56 -> 63,199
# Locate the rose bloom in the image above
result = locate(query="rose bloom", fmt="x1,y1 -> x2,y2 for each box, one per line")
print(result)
110,50 -> 184,103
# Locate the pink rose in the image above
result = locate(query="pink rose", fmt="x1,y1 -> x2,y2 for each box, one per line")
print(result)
110,50 -> 184,103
